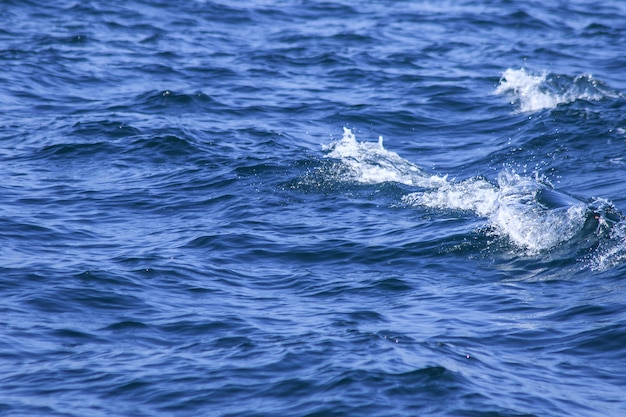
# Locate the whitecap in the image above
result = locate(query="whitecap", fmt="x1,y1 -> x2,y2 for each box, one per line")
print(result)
495,68 -> 616,113
323,129 -> 624,258
323,127 -> 446,188
495,68 -> 556,112
403,169 -> 590,253
489,171 -> 589,253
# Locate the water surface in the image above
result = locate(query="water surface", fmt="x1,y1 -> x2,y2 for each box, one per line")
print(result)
1,1 -> 626,416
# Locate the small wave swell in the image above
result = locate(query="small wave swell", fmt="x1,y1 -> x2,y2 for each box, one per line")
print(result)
495,68 -> 619,113
323,129 -> 625,266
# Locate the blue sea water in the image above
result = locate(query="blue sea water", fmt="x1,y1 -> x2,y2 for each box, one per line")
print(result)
1,1 -> 626,416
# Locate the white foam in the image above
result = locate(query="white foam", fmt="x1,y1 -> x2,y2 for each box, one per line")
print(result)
403,170 -> 588,252
322,129 -> 622,256
324,130 -> 584,251
490,171 -> 588,252
323,128 -> 446,188
403,177 -> 499,217
495,68 -> 612,113
495,68 -> 556,112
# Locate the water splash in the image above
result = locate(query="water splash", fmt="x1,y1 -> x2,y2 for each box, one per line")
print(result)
404,170 -> 592,253
403,177 -> 499,218
323,127 -> 446,188
587,207 -> 626,270
495,68 -> 617,112
490,171 -> 589,253
323,129 -> 625,263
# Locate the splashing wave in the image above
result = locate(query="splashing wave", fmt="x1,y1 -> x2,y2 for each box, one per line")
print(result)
495,68 -> 619,112
324,128 -> 624,265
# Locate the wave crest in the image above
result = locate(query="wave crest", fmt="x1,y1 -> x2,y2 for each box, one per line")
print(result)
323,129 -> 625,265
495,68 -> 618,112
323,127 -> 446,188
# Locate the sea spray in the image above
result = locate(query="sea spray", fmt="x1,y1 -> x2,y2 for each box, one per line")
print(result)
495,68 -> 618,113
324,129 -> 624,257
323,127 -> 446,188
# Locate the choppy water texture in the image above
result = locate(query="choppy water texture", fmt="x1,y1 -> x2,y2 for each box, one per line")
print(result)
2,1 -> 626,416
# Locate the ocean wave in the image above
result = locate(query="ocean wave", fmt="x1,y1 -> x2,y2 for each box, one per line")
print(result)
323,128 -> 625,264
323,127 -> 446,188
495,68 -> 620,113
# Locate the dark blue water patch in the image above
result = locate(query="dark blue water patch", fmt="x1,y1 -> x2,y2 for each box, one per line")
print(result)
122,90 -> 222,114
70,119 -> 143,139
34,141 -> 122,163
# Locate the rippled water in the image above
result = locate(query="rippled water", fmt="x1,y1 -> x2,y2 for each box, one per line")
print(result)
2,1 -> 626,416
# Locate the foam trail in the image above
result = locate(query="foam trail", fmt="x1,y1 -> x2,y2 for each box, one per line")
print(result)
495,68 -> 617,112
403,178 -> 499,217
402,171 -> 586,252
591,222 -> 626,270
323,129 -> 624,258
